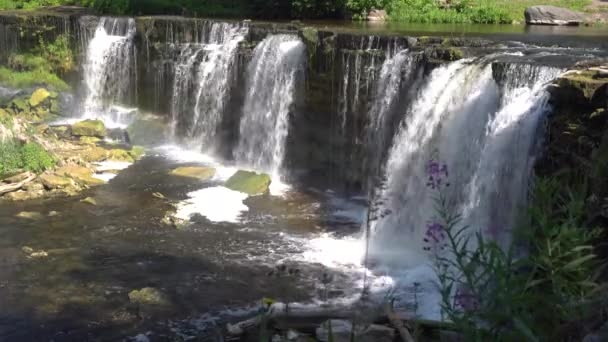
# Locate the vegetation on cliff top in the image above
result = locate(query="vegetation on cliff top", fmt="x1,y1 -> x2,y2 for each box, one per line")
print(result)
0,34 -> 73,91
0,0 -> 594,23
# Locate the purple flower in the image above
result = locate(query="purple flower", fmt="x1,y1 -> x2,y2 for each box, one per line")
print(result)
426,160 -> 449,190
423,221 -> 447,254
454,285 -> 480,312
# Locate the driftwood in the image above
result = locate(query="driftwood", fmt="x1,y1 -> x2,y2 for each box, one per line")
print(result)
0,172 -> 35,195
385,303 -> 416,342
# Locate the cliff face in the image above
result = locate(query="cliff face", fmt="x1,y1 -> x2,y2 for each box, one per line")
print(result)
0,8 -> 604,193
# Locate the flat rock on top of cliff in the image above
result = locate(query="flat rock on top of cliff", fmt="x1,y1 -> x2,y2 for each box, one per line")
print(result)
525,6 -> 585,25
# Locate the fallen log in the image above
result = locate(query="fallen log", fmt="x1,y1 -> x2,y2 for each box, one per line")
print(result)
385,303 -> 415,342
0,172 -> 36,196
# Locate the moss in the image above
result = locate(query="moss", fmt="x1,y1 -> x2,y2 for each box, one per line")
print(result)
29,87 -> 50,107
0,140 -> 54,177
129,145 -> 145,160
0,67 -> 70,91
225,170 -> 271,195
107,149 -> 134,163
71,120 -> 107,138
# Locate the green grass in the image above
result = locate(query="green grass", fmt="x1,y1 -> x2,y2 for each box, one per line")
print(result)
0,67 -> 70,91
387,0 -> 591,23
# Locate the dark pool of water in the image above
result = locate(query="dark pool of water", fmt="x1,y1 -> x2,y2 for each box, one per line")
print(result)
0,154 -> 366,341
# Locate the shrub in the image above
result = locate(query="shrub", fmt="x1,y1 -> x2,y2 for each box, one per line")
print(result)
0,140 -> 24,176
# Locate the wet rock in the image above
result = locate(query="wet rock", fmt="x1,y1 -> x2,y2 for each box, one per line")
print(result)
130,146 -> 145,160
47,125 -> 71,139
225,170 -> 271,195
76,145 -> 109,163
16,211 -> 43,220
127,116 -> 168,145
71,119 -> 107,138
161,211 -> 188,229
107,149 -> 135,162
80,197 -> 97,206
3,190 -> 43,201
29,88 -> 51,107
316,320 -> 394,342
79,136 -> 101,145
524,6 -> 584,26
56,165 -> 105,186
39,173 -> 75,190
10,97 -> 29,113
170,166 -> 216,180
128,287 -> 169,306
48,211 -> 59,217
152,192 -> 165,199
367,9 -> 387,21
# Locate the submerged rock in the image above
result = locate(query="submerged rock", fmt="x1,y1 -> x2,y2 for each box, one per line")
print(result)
80,197 -> 97,206
29,88 -> 51,107
225,170 -> 271,196
16,211 -> 43,220
71,120 -> 107,138
128,287 -> 169,306
525,6 -> 584,25
170,166 -> 216,180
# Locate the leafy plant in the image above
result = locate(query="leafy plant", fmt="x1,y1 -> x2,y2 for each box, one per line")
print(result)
0,139 -> 55,177
423,159 -> 602,341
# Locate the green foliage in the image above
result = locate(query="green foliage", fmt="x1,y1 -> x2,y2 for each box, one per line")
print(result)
0,34 -> 73,91
387,0 -> 511,23
0,139 -> 24,176
425,163 -> 602,341
21,142 -> 54,173
0,139 -> 55,177
0,67 -> 69,91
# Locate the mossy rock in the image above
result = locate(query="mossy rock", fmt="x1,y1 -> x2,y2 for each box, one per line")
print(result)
107,149 -> 134,163
225,170 -> 271,196
170,166 -> 216,180
78,146 -> 108,163
128,287 -> 169,306
56,165 -> 104,186
39,173 -> 75,190
79,136 -> 101,145
72,120 -> 107,138
130,146 -> 145,160
10,97 -> 30,113
29,88 -> 51,107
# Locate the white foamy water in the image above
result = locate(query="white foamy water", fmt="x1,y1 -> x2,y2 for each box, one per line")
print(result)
175,186 -> 248,223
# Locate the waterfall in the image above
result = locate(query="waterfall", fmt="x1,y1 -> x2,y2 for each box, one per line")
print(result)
170,22 -> 248,151
365,49 -> 421,184
234,35 -> 306,178
82,17 -> 137,127
368,59 -> 562,269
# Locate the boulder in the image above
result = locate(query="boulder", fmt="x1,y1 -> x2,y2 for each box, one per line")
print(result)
367,9 -> 387,21
524,6 -> 585,25
3,190 -> 44,201
39,173 -> 75,190
71,120 -> 107,138
316,320 -> 395,342
55,165 -> 105,186
76,145 -> 108,163
107,149 -> 134,163
170,166 -> 216,180
10,98 -> 29,113
128,287 -> 169,306
29,88 -> 51,107
225,170 -> 271,196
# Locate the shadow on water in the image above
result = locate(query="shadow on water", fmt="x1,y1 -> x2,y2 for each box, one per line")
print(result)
0,156 -> 365,340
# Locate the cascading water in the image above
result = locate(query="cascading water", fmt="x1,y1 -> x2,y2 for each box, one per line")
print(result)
365,49 -> 422,184
82,17 -> 137,128
367,59 -> 562,270
234,35 -> 306,179
170,22 -> 248,151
